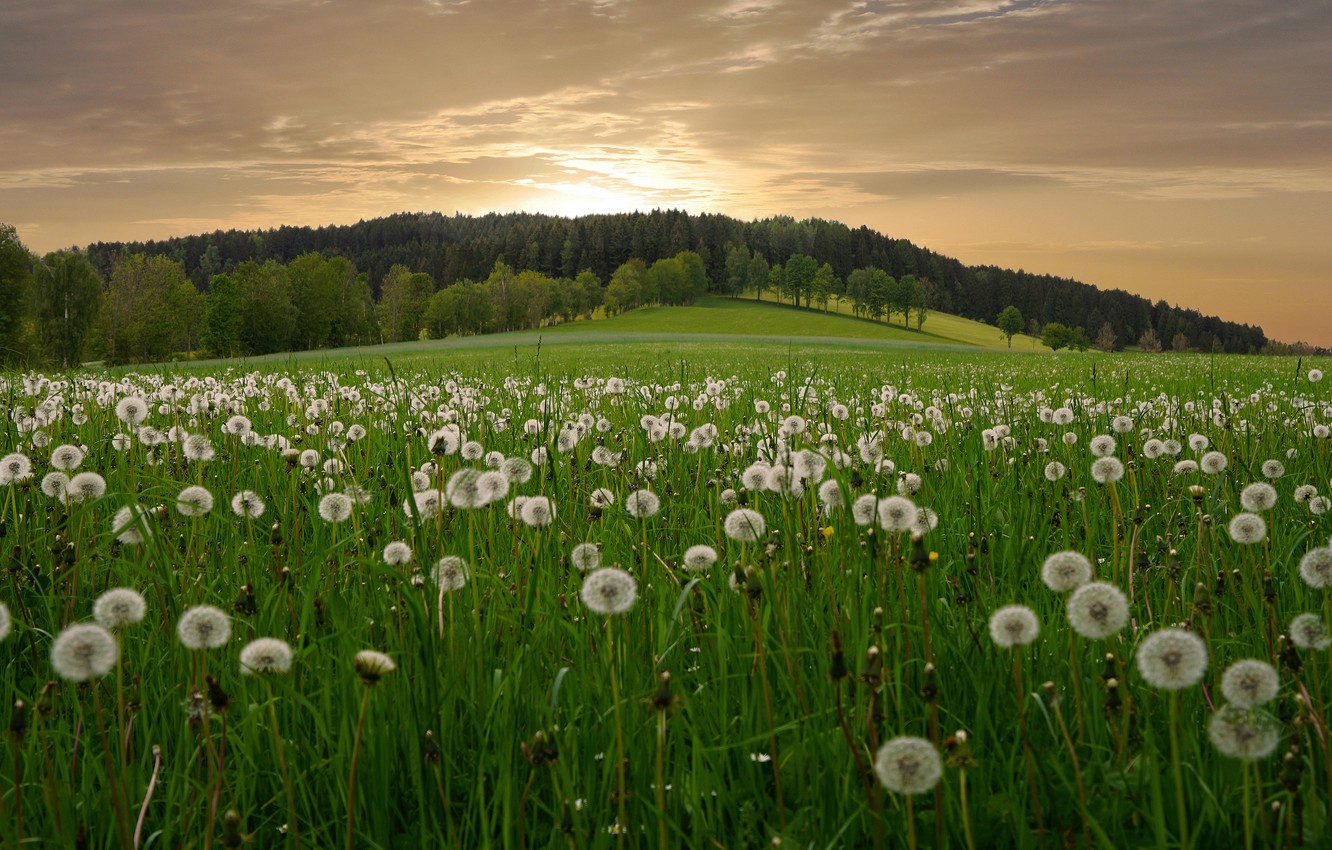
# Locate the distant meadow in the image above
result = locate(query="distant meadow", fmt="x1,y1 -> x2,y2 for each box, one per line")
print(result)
2,346 -> 1331,848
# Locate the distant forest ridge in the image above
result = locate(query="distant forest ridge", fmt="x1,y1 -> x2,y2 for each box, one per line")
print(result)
86,210 -> 1268,354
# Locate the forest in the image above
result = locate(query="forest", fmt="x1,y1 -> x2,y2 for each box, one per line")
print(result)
0,210 -> 1282,366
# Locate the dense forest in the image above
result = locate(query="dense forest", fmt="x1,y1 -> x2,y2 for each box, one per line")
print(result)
0,210 -> 1293,367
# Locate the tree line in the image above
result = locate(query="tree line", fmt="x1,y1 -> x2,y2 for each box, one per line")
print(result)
2,210 -> 1297,366
79,210 -> 1273,354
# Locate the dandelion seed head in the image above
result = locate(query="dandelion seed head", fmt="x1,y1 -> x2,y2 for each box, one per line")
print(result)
50,623 -> 118,682
988,605 -> 1040,648
1288,613 -> 1331,651
240,638 -> 293,675
318,492 -> 353,523
624,489 -> 661,519
1089,434 -> 1117,458
1090,456 -> 1125,484
1208,705 -> 1280,761
1136,628 -> 1208,690
1220,659 -> 1279,708
1066,582 -> 1129,640
50,444 -> 84,472
177,485 -> 214,517
382,540 -> 413,566
1041,551 -> 1092,593
354,649 -> 396,685
432,556 -> 469,591
231,490 -> 266,519
724,508 -> 766,542
876,495 -> 918,533
683,544 -> 718,572
1239,482 -> 1278,512
873,736 -> 942,796
580,567 -> 638,615
1299,547 -> 1332,589
93,587 -> 146,630
570,543 -> 602,571
177,605 -> 231,650
1200,451 -> 1228,475
1044,461 -> 1066,482
520,496 -> 555,527
0,452 -> 32,485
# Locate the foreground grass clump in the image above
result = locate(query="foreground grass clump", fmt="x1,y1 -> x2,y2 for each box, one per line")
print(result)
1,349 -> 1331,849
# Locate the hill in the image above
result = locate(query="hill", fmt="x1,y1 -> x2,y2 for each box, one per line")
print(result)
83,210 -> 1266,354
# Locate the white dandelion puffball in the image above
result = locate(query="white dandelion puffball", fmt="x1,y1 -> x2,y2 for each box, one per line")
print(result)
1044,461 -> 1066,482
1299,548 -> 1332,589
624,489 -> 661,519
115,396 -> 149,425
1208,705 -> 1280,761
1311,369 -> 1324,383
877,496 -> 918,533
988,605 -> 1040,648
231,490 -> 266,519
0,602 -> 11,642
1136,628 -> 1208,690
1227,512 -> 1266,545
873,736 -> 942,796
1288,614 -> 1331,651
66,472 -> 106,504
1041,551 -> 1093,593
1200,451 -> 1228,475
93,587 -> 146,630
1089,434 -> 1117,458
432,556 -> 469,592
177,485 -> 214,517
570,543 -> 602,572
382,540 -> 413,566
50,444 -> 84,472
1239,482 -> 1278,512
851,494 -> 878,526
1066,582 -> 1129,640
590,487 -> 616,509
318,492 -> 354,523
724,508 -> 767,542
520,496 -> 555,527
240,638 -> 294,675
683,544 -> 718,572
51,623 -> 118,682
1220,659 -> 1279,708
501,457 -> 533,484
177,605 -> 232,650
112,505 -> 151,545
1260,460 -> 1285,479
1090,457 -> 1125,485
0,453 -> 32,485
354,650 -> 396,684
580,567 -> 638,615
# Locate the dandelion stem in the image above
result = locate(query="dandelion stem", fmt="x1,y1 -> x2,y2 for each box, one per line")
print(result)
606,620 -> 629,842
345,687 -> 371,850
267,682 -> 301,850
133,744 -> 161,850
1168,691 -> 1190,849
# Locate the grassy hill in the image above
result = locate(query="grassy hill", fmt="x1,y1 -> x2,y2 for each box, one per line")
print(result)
545,295 -> 1045,351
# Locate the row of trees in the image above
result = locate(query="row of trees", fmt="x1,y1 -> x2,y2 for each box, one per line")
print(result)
83,210 -> 1274,354
1,222 -> 730,364
996,304 -> 1233,353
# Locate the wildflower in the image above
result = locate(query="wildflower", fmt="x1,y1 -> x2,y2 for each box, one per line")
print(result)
240,638 -> 293,675
741,463 -> 771,491
1041,551 -> 1092,593
1172,460 -> 1199,475
476,470 -> 509,504
589,487 -> 616,509
0,452 -> 32,485
354,650 -> 396,685
1227,512 -> 1266,545
520,496 -> 555,527
625,489 -> 661,519
1288,614 -> 1331,651
1066,582 -> 1129,640
93,588 -> 146,630
683,544 -> 718,572
570,543 -> 602,572
911,507 -> 939,535
1220,659 -> 1279,708
1298,548 -> 1332,589
1142,439 -> 1165,459
897,473 -> 922,496
1311,369 -> 1324,383
501,457 -> 533,484
1294,485 -> 1317,503
177,485 -> 214,517
445,469 -> 484,509
1239,482 -> 1278,512
719,488 -> 738,507
851,494 -> 878,526
1089,434 -> 1117,458
299,449 -> 320,469
817,479 -> 842,511
383,540 -> 413,566
183,434 -> 215,462
1260,460 -> 1285,479
1208,705 -> 1280,761
318,492 -> 353,523
724,508 -> 766,542
427,427 -> 460,456
873,736 -> 943,795
431,556 -> 469,592
1110,415 -> 1134,434
876,495 -> 918,532
112,505 -> 151,545
115,396 -> 149,425
50,444 -> 84,471
1090,457 -> 1125,484
231,490 -> 265,519
1136,628 -> 1208,690
1200,451 -> 1228,475
177,605 -> 232,650
580,567 -> 638,615
50,623 -> 118,682
988,605 -> 1040,648
1044,461 -> 1066,482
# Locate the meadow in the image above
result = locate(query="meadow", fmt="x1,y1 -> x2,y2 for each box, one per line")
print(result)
1,339 -> 1331,850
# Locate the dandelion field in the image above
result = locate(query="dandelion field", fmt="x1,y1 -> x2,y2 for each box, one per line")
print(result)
2,345 -> 1332,849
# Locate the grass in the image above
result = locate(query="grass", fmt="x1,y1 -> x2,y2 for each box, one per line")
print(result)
2,346 -> 1330,849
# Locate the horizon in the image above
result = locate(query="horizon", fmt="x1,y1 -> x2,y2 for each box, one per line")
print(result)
2,0 -> 1330,346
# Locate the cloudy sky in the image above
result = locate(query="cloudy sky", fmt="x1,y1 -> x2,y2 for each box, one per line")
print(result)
2,0 -> 1329,344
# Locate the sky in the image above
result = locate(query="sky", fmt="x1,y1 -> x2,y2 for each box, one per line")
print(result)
2,0 -> 1330,345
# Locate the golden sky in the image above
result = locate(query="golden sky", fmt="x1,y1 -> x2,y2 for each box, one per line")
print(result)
2,0 -> 1330,345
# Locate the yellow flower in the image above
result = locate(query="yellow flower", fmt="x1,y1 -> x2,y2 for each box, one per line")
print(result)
929,551 -> 939,562
821,526 -> 835,540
